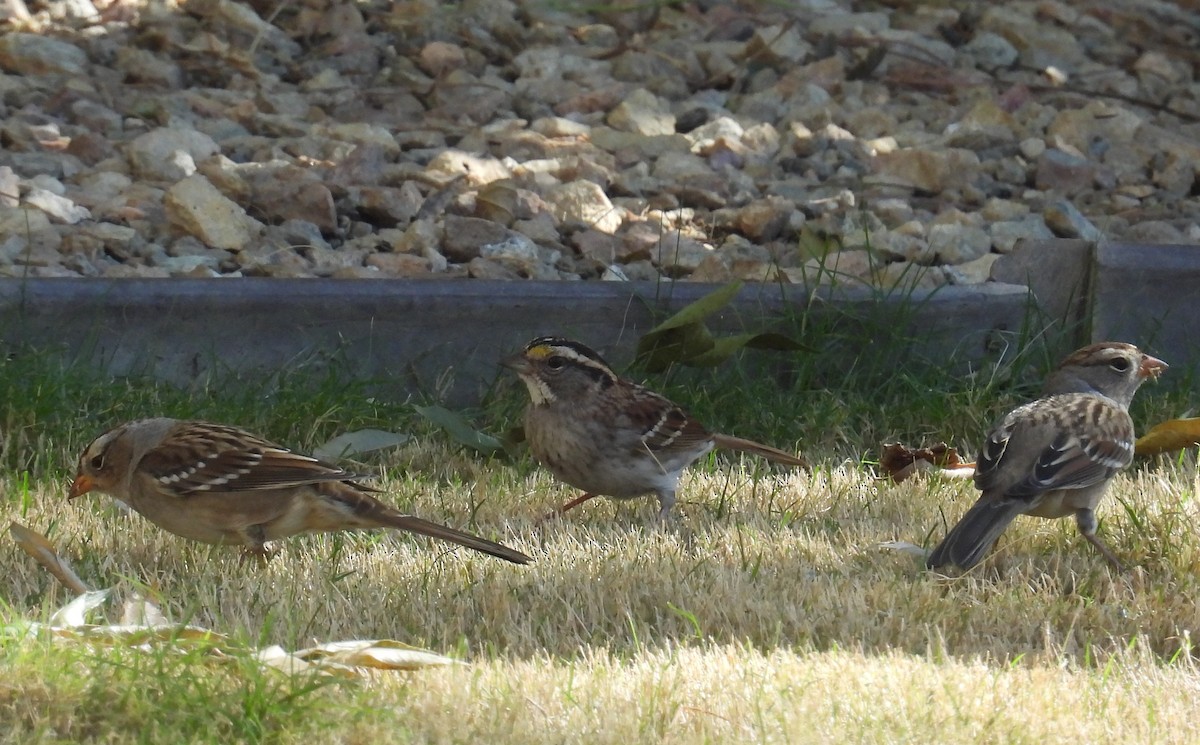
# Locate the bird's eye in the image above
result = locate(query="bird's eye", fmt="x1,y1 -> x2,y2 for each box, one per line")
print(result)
1110,357 -> 1131,372
89,454 -> 104,470
546,356 -> 566,370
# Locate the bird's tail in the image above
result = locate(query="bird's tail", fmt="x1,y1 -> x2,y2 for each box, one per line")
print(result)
926,497 -> 1024,570
375,510 -> 532,565
324,482 -> 532,564
712,433 -> 807,467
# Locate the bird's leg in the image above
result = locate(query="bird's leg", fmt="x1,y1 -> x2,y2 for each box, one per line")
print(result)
238,526 -> 274,564
656,489 -> 676,524
238,545 -> 274,565
1076,509 -> 1123,571
539,492 -> 598,522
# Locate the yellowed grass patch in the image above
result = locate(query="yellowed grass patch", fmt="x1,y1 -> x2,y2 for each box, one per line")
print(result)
2,446 -> 1199,742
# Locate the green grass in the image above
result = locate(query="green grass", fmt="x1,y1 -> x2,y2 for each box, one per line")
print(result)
1,333 -> 1198,743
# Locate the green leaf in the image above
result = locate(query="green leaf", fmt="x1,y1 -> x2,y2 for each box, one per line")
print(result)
413,404 -> 504,455
686,332 -> 807,367
646,280 -> 744,334
312,429 -> 412,461
636,323 -> 715,373
635,281 -> 806,371
744,332 -> 811,352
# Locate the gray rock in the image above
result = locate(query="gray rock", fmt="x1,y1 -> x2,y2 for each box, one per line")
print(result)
442,215 -> 510,262
1035,148 -> 1095,195
927,224 -> 991,265
24,187 -> 90,224
989,216 -> 1053,253
480,233 -> 560,279
944,253 -> 1001,285
962,31 -> 1019,69
0,33 -> 88,76
127,128 -> 221,182
1044,199 -> 1102,242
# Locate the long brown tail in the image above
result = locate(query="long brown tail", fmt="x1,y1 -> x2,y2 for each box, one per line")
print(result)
376,511 -> 532,565
325,482 -> 531,564
712,433 -> 807,467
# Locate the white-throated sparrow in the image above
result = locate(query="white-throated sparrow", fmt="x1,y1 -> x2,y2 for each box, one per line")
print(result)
927,342 -> 1166,571
503,336 -> 806,520
69,418 -> 532,564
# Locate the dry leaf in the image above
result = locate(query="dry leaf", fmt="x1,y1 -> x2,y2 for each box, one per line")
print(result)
9,521 -> 91,594
880,442 -> 976,483
1135,417 -> 1200,457
293,639 -> 462,671
877,540 -> 930,557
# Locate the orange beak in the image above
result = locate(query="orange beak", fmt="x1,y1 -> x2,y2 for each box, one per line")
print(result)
67,474 -> 95,500
1139,354 -> 1168,380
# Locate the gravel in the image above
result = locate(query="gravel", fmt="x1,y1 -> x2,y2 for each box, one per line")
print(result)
1,0 -> 1198,285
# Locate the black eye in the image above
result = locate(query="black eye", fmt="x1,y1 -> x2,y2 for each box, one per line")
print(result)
546,356 -> 566,370
89,454 -> 104,469
1110,357 -> 1131,372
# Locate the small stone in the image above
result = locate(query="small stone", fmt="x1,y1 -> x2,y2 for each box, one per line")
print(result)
944,253 -> 1001,285
365,252 -> 433,277
466,256 -> 521,280
872,148 -> 981,193
277,220 -> 331,251
164,175 -> 264,251
480,234 -> 560,279
652,231 -> 714,276
1125,220 -> 1186,244
737,196 -> 793,241
0,33 -> 89,75
425,149 -> 513,185
990,216 -> 1054,253
545,180 -> 623,234
607,88 -> 676,136
744,23 -> 813,66
943,99 -> 1018,150
23,188 -> 90,224
962,31 -> 1018,69
442,215 -> 510,263
127,128 -> 221,182
1044,199 -> 1102,242
1035,148 -> 1095,194
0,206 -> 52,237
418,41 -> 468,77
876,261 -> 947,290
1019,137 -> 1046,160
794,250 -> 874,286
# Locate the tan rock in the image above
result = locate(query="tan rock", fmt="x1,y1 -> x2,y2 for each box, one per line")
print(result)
164,175 -> 264,251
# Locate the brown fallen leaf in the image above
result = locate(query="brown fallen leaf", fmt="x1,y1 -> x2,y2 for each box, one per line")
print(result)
1135,417 -> 1200,457
9,521 -> 91,595
880,442 -> 976,483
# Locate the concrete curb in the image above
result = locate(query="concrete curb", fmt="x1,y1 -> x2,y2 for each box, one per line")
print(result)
993,240 -> 1200,376
0,278 -> 1031,404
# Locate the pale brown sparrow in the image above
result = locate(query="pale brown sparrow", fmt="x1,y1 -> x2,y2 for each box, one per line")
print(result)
503,336 -> 807,520
68,418 -> 532,564
927,342 -> 1167,571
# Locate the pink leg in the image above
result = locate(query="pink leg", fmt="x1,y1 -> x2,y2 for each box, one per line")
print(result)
539,492 -> 597,522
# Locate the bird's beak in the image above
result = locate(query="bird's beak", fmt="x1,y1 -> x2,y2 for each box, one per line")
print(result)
500,353 -> 530,374
67,474 -> 94,500
1139,354 -> 1168,380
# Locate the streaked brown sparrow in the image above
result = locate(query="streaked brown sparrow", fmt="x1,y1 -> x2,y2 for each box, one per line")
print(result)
503,336 -> 806,520
69,418 -> 532,564
927,342 -> 1167,571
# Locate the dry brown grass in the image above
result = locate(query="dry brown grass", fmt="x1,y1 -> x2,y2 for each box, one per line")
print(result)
3,441 -> 1200,742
